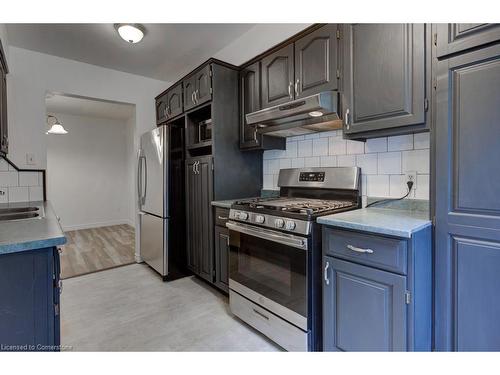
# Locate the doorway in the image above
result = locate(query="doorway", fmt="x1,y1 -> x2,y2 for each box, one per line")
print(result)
45,93 -> 137,279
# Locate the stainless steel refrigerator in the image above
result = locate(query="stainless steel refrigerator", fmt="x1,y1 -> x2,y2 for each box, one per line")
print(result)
138,126 -> 170,278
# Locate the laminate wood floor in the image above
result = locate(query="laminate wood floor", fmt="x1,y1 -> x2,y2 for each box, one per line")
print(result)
61,263 -> 282,351
60,224 -> 135,279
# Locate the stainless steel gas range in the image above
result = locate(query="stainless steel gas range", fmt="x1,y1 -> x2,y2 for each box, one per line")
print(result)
226,167 -> 361,351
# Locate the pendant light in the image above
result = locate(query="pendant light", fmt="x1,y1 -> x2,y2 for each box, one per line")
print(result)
114,24 -> 145,44
46,115 -> 68,135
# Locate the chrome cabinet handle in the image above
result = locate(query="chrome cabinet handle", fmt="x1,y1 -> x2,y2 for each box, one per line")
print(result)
217,216 -> 228,220
347,244 -> 374,254
195,89 -> 199,103
288,82 -> 293,99
294,79 -> 299,97
345,108 -> 350,130
191,92 -> 195,104
59,280 -> 63,295
196,161 -> 199,174
192,163 -> 196,173
324,261 -> 330,285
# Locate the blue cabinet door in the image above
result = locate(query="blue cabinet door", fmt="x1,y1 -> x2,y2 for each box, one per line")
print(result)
323,256 -> 407,351
435,43 -> 500,350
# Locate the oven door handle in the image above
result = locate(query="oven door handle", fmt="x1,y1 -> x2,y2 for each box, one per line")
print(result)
226,221 -> 308,250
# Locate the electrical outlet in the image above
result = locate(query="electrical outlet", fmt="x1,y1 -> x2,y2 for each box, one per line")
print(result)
26,153 -> 36,166
405,171 -> 417,189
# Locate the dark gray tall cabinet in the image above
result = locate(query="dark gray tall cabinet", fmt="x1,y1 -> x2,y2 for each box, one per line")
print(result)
341,24 -> 429,139
434,25 -> 500,351
185,156 -> 213,282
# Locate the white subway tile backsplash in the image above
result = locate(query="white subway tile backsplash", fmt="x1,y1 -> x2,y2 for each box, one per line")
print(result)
378,152 -> 402,175
312,138 -> 329,156
402,149 -> 430,174
268,159 -> 280,174
0,188 -> 7,203
388,134 -> 413,151
298,140 -> 313,157
414,132 -> 430,149
260,131 -> 429,202
415,174 -> 430,200
320,156 -> 337,167
389,175 -> 411,198
337,154 -> 356,167
0,158 -> 9,171
356,154 -> 378,174
365,137 -> 387,153
285,141 -> 298,158
328,137 -> 346,155
0,171 -> 19,187
279,158 -> 292,169
29,186 -> 44,201
19,171 -> 39,186
263,174 -> 274,189
8,187 -> 29,202
291,158 -> 305,168
367,175 -> 390,197
319,130 -> 337,138
346,140 -> 365,155
304,157 -> 320,167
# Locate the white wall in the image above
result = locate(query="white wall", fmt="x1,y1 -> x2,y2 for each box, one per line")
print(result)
5,46 -> 168,260
46,112 -> 134,231
263,131 -> 430,205
213,24 -> 311,65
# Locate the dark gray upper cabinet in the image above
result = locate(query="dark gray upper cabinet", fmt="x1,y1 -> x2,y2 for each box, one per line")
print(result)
434,43 -> 500,351
295,24 -> 338,98
155,92 -> 168,125
165,83 -> 183,120
436,23 -> 500,58
193,64 -> 212,107
183,75 -> 197,111
342,24 -> 427,136
261,44 -> 295,108
240,61 -> 260,149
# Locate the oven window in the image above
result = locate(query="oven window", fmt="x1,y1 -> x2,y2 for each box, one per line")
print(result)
229,231 -> 307,318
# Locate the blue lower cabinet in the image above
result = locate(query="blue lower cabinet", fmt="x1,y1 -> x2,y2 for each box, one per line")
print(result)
322,226 -> 432,351
323,256 -> 407,351
0,247 -> 61,351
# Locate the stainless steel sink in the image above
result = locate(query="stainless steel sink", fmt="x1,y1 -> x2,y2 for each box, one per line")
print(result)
0,212 -> 40,221
0,205 -> 45,221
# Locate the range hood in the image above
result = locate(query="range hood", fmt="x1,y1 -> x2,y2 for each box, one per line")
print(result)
245,91 -> 342,138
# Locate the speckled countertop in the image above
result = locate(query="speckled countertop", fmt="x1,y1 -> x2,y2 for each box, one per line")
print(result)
317,201 -> 431,238
0,201 -> 66,255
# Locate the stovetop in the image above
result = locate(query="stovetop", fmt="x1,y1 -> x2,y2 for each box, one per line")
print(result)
234,197 -> 355,218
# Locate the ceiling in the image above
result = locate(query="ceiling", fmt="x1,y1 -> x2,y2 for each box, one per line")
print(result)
5,23 -> 256,81
46,94 -> 135,121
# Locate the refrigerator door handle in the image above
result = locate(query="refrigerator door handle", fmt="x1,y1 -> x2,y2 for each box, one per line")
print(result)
137,152 -> 143,206
143,156 -> 148,203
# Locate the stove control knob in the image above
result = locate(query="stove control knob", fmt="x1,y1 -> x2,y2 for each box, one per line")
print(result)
285,220 -> 296,231
255,215 -> 265,224
274,218 -> 285,228
239,212 -> 249,220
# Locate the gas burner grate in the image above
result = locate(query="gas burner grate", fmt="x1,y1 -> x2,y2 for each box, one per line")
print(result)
280,200 -> 354,215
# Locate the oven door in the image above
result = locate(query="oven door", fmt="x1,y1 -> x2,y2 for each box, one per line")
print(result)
227,221 -> 308,330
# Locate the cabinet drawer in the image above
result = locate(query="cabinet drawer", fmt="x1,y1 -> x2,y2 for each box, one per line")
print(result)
214,207 -> 230,227
323,228 -> 407,274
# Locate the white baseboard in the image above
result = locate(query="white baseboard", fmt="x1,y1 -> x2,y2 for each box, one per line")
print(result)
63,219 -> 134,232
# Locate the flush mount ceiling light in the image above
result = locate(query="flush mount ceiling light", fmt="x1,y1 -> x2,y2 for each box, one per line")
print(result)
46,115 -> 68,135
114,23 -> 145,44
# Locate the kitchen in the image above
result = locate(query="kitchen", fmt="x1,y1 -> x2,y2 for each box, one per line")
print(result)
0,1 -> 499,372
